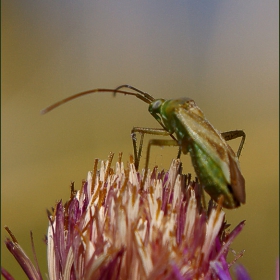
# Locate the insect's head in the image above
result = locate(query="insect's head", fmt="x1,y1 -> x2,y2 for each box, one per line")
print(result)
148,99 -> 165,123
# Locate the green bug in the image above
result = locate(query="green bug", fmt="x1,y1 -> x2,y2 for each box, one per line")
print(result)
42,85 -> 246,209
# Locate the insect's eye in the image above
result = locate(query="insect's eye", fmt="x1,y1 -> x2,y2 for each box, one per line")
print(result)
149,99 -> 163,114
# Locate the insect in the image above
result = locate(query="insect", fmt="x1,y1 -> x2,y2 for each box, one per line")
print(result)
42,85 -> 246,209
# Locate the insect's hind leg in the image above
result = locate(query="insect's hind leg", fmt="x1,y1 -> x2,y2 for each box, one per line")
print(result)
131,127 -> 171,170
221,130 -> 246,158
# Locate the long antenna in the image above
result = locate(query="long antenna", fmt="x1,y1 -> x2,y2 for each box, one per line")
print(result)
41,87 -> 155,114
113,84 -> 155,102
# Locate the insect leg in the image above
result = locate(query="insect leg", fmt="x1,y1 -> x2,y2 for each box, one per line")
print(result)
221,130 -> 246,158
131,127 -> 171,170
141,138 -> 179,190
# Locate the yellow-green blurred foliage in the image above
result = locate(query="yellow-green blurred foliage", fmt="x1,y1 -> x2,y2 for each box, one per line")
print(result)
2,1 -> 278,279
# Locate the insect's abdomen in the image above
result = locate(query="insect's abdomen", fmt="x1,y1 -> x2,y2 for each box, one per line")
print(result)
189,142 -> 240,208
157,98 -> 244,208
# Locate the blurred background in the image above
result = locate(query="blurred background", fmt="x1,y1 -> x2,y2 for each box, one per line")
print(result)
2,1 -> 278,279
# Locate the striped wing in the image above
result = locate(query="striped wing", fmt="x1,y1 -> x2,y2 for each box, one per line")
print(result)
174,105 -> 245,205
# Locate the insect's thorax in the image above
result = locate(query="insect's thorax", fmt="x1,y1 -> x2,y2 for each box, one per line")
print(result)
149,98 -> 195,133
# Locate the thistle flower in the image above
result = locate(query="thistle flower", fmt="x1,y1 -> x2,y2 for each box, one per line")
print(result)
2,153 -> 250,280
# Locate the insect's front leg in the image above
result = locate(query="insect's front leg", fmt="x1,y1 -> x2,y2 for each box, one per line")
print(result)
221,130 -> 246,158
131,127 -> 170,170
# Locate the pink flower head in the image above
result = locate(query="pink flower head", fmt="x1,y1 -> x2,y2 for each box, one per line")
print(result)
2,154 -> 250,280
